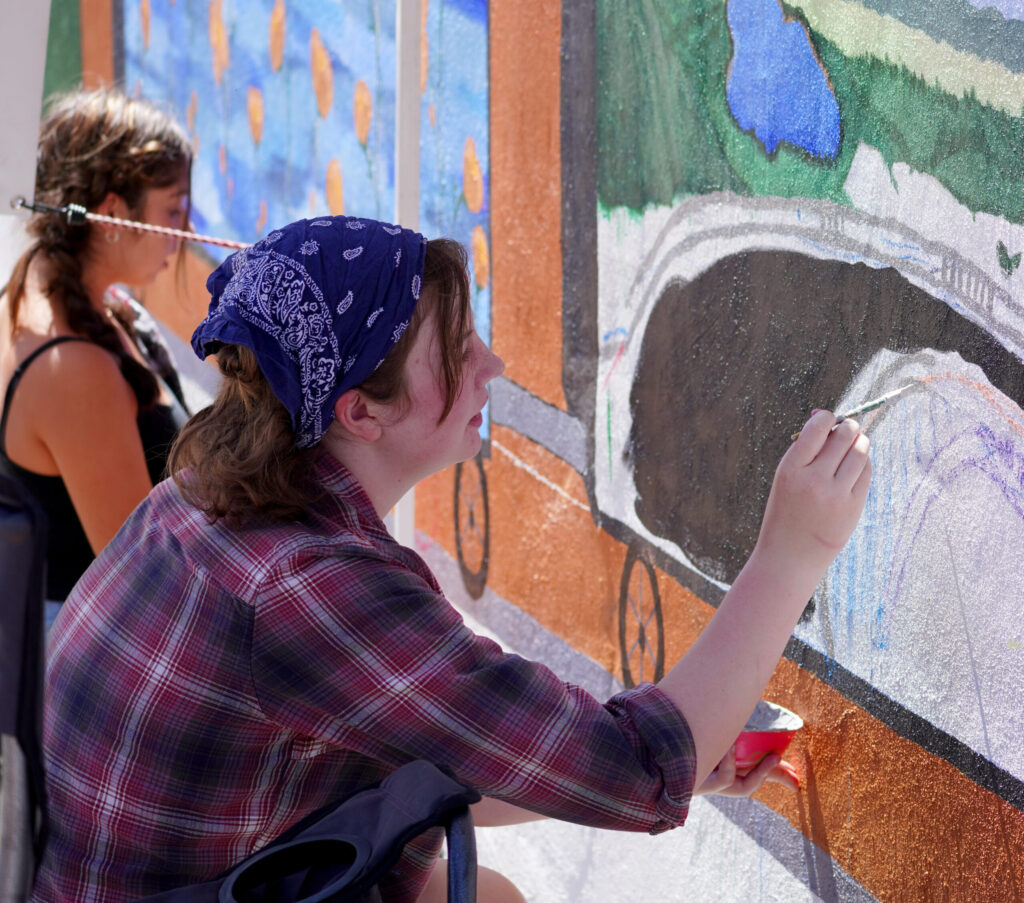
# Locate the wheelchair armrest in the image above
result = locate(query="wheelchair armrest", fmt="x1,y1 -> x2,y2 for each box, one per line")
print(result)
444,807 -> 477,903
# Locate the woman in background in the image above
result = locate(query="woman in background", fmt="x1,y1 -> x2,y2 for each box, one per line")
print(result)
0,87 -> 192,622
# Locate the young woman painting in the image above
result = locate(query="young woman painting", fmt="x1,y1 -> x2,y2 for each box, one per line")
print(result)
33,215 -> 870,902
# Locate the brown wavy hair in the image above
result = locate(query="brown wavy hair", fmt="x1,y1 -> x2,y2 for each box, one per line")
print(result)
4,86 -> 192,408
170,237 -> 472,525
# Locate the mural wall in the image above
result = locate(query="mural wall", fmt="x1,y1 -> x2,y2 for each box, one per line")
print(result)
73,0 -> 1024,899
424,0 -> 1024,900
120,0 -> 489,361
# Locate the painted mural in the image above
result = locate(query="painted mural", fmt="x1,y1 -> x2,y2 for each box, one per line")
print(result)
582,0 -> 1024,898
419,0 -> 491,352
123,0 -> 397,255
424,0 -> 1024,898
121,0 -> 488,291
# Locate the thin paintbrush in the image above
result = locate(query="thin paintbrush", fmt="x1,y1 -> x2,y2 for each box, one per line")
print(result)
791,383 -> 915,440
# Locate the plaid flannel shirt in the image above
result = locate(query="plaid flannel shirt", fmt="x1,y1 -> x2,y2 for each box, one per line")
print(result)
32,454 -> 695,903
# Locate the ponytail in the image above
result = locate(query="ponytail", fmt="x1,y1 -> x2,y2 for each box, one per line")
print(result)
170,345 -> 322,525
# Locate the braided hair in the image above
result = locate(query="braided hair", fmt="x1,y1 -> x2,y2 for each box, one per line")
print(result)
4,87 -> 192,409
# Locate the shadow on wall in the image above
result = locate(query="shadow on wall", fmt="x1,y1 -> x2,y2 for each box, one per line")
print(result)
630,250 -> 1024,584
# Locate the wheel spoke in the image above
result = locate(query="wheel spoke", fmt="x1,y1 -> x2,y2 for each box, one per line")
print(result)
459,478 -> 481,508
627,634 -> 659,674
627,588 -> 658,632
626,587 -> 644,624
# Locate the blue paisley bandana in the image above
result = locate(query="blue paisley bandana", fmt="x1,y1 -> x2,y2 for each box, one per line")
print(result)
192,216 -> 426,448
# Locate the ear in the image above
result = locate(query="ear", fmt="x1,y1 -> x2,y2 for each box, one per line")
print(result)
332,388 -> 384,442
96,191 -> 130,218
94,192 -> 130,243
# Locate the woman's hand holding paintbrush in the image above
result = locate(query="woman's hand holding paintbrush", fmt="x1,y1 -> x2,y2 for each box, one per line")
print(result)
791,383 -> 915,440
663,410 -> 871,790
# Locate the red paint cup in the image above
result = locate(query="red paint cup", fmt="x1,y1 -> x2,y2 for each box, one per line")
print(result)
734,701 -> 803,773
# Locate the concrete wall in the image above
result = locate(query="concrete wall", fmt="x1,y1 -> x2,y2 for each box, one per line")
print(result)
65,1 -> 1024,900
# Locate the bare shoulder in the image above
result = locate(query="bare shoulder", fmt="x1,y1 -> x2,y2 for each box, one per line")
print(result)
2,277 -> 120,401
23,335 -> 124,379
2,330 -> 141,480
17,337 -> 136,418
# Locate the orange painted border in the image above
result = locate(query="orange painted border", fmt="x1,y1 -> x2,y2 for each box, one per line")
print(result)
79,0 -> 115,87
489,0 -> 567,411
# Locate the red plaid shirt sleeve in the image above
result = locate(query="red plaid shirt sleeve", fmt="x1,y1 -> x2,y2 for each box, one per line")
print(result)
253,544 -> 695,831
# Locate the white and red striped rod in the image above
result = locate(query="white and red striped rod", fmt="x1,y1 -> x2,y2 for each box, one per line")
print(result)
11,196 -> 250,251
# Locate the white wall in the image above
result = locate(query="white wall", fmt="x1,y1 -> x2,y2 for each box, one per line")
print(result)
0,217 -> 31,290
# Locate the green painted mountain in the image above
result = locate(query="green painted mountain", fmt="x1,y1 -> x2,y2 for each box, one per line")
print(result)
597,0 -> 1024,224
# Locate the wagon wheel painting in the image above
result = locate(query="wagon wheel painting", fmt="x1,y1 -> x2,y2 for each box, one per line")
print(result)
454,455 -> 489,599
618,543 -> 665,688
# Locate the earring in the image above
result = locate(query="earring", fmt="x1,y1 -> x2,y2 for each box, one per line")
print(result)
105,229 -> 119,244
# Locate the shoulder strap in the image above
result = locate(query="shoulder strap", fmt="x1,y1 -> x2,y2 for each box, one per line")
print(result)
0,336 -> 94,453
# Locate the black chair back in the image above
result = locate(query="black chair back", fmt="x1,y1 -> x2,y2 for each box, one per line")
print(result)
0,474 -> 48,903
136,759 -> 480,903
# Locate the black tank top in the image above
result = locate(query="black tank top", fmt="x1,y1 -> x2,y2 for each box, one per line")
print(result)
0,336 -> 189,601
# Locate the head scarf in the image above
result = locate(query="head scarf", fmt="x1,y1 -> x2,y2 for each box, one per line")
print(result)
192,215 -> 426,448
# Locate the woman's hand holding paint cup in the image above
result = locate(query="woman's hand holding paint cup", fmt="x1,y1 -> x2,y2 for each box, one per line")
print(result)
695,746 -> 800,797
696,701 -> 804,796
